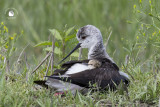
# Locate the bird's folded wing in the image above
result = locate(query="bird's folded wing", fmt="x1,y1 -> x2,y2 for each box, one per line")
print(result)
46,67 -> 122,89
34,80 -> 48,88
52,69 -> 67,75
61,60 -> 89,68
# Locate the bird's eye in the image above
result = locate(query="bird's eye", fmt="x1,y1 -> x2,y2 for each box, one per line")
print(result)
82,36 -> 86,39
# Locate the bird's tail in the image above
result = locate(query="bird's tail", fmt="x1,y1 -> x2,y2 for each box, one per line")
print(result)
34,80 -> 48,88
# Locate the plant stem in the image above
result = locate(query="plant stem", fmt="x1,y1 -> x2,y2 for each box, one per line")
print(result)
32,52 -> 51,74
51,36 -> 55,73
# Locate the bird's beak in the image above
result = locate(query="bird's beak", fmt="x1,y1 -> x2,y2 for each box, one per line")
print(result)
58,43 -> 81,64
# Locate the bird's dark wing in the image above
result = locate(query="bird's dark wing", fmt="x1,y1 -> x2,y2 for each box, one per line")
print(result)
61,60 -> 89,68
54,58 -> 117,75
96,58 -> 119,71
34,80 -> 48,88
52,60 -> 89,75
47,61 -> 123,90
52,69 -> 67,75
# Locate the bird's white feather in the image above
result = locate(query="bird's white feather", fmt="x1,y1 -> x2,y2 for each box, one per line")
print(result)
65,63 -> 90,74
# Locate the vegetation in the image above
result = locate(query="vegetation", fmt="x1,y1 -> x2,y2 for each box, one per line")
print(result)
0,0 -> 160,106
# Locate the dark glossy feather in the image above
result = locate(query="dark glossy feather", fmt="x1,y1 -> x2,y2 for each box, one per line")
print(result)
35,58 -> 129,91
34,80 -> 48,88
52,69 -> 67,75
51,60 -> 89,75
61,60 -> 89,68
47,59 -> 124,90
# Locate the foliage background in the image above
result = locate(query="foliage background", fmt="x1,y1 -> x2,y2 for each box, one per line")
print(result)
0,0 -> 160,106
0,0 -> 139,64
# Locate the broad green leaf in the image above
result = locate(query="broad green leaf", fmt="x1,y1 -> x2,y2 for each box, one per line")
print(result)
34,41 -> 59,47
44,47 -> 62,55
65,34 -> 76,42
70,52 -> 79,57
66,38 -> 78,46
44,47 -> 52,51
34,41 -> 52,47
55,41 -> 59,47
54,47 -> 62,54
148,13 -> 153,17
65,26 -> 75,36
49,29 -> 62,40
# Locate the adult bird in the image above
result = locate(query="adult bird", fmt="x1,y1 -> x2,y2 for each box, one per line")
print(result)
34,25 -> 129,95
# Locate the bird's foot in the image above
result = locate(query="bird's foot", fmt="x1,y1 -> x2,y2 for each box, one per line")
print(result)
54,91 -> 67,97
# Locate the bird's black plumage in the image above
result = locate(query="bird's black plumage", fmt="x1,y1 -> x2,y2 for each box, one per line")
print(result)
44,58 -> 128,90
34,25 -> 130,93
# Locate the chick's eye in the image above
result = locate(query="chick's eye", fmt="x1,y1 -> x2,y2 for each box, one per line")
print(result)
82,36 -> 86,39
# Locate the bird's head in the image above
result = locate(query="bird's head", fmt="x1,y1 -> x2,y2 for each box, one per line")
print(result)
76,25 -> 103,48
59,25 -> 103,64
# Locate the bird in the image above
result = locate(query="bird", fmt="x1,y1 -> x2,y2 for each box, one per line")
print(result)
34,25 -> 129,95
88,59 -> 102,69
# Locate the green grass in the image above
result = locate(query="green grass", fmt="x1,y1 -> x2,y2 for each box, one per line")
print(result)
0,62 -> 159,106
0,0 -> 160,106
0,0 -> 139,65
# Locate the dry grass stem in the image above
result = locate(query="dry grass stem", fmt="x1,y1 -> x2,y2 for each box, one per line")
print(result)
44,54 -> 52,80
32,52 -> 51,74
6,60 -> 10,73
51,36 -> 55,72
16,44 -> 29,65
24,52 -> 30,70
105,31 -> 112,49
